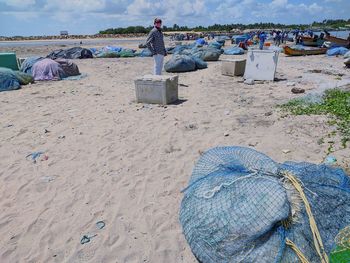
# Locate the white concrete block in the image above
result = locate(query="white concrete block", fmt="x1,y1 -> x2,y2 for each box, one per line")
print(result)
135,75 -> 178,105
221,59 -> 246,76
244,50 -> 279,81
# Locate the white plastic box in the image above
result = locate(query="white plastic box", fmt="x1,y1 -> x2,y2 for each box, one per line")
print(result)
244,50 -> 279,81
134,75 -> 178,105
221,59 -> 246,77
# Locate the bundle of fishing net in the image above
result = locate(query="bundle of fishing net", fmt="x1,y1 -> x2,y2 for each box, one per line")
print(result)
179,146 -> 350,263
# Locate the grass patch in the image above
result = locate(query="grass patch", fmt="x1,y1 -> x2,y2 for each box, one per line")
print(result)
280,89 -> 350,147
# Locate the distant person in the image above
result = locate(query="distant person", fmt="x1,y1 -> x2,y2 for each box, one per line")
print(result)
146,18 -> 167,75
272,30 -> 277,45
295,30 -> 300,44
259,32 -> 266,50
276,31 -> 281,46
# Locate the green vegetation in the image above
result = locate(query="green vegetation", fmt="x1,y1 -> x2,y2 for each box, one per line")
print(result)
99,26 -> 152,34
99,19 -> 350,34
312,19 -> 350,29
281,89 -> 350,148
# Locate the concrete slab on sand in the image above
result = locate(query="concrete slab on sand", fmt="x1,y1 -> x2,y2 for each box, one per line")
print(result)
135,74 -> 178,105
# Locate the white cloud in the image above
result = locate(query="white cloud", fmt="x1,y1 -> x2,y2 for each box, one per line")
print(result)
0,0 -> 36,7
1,10 -> 38,20
126,0 -> 206,18
286,2 -> 324,16
269,0 -> 288,9
307,3 -> 323,13
43,0 -> 106,12
126,0 -> 166,16
211,1 -> 243,22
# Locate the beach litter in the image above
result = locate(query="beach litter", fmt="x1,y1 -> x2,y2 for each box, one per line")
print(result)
291,87 -> 305,94
180,146 -> 350,263
26,151 -> 44,163
324,156 -> 337,165
80,234 -> 97,245
40,176 -> 55,182
96,221 -> 105,230
80,221 -> 106,245
244,78 -> 255,85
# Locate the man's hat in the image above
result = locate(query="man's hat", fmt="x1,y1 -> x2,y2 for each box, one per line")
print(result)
154,18 -> 162,23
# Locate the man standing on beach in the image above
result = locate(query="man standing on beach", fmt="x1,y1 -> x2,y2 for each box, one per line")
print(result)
259,32 -> 266,50
146,18 -> 167,75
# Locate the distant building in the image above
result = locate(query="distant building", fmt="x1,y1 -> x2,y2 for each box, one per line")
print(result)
60,31 -> 68,36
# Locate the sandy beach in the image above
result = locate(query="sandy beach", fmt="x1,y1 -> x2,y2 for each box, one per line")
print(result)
0,39 -> 349,262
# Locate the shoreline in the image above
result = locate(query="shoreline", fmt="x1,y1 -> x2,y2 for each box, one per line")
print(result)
0,37 -> 146,43
1,29 -> 349,42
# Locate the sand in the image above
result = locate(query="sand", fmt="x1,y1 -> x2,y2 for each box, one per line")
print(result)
0,39 -> 349,262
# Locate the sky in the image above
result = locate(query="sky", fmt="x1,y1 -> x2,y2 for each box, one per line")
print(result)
0,0 -> 349,36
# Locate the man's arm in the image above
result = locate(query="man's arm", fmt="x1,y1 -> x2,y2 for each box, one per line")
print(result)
146,31 -> 156,55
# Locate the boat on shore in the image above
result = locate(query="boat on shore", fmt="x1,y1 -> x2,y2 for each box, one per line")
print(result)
283,45 -> 327,56
301,36 -> 325,47
324,34 -> 349,47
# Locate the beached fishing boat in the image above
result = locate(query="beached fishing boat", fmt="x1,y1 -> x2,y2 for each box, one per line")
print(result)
283,46 -> 327,56
324,34 -> 349,47
301,36 -> 325,47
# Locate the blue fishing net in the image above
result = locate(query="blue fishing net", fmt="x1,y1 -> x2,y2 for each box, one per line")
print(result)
180,146 -> 350,263
0,67 -> 20,92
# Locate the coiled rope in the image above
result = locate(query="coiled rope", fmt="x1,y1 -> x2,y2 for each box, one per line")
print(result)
282,170 -> 329,263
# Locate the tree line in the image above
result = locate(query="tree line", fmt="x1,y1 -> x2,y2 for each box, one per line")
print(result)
99,19 -> 350,34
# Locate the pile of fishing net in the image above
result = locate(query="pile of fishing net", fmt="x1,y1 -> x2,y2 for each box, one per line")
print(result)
0,67 -> 33,92
90,47 -> 137,58
32,58 -> 80,81
180,146 -> 350,263
223,46 -> 245,55
164,54 -> 207,73
47,47 -> 93,59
